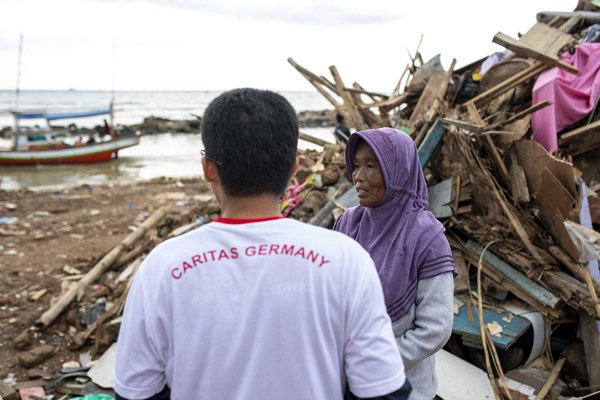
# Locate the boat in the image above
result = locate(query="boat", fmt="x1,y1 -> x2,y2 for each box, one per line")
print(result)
0,107 -> 140,166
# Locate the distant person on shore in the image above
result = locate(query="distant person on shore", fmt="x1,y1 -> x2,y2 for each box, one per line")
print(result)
113,88 -> 411,400
334,113 -> 351,144
334,127 -> 456,400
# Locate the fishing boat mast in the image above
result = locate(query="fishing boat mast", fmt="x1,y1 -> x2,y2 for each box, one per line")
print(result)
14,33 -> 23,131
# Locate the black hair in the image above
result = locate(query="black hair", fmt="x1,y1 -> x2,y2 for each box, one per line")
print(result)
336,113 -> 345,124
201,88 -> 299,197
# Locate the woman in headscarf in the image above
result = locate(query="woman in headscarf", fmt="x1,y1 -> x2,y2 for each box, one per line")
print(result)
334,128 -> 455,400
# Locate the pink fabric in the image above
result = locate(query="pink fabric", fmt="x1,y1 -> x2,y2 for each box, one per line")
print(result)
531,43 -> 600,152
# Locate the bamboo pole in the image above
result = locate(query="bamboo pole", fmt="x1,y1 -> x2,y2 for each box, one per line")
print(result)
36,207 -> 167,327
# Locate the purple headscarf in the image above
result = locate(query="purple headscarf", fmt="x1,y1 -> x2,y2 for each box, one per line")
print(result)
333,128 -> 455,322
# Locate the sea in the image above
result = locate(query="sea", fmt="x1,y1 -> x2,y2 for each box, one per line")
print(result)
0,90 -> 335,190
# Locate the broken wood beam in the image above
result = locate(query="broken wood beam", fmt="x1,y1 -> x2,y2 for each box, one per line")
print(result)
287,58 -> 343,111
288,58 -> 340,95
549,245 -> 600,300
465,240 -> 562,312
344,87 -> 389,99
559,118 -> 600,143
465,62 -> 547,108
509,153 -> 530,205
535,357 -> 567,400
579,310 -> 600,386
36,207 -> 168,327
493,32 -> 578,74
329,65 -> 366,131
495,100 -> 552,128
440,118 -> 484,134
299,131 -> 330,147
359,93 -> 410,110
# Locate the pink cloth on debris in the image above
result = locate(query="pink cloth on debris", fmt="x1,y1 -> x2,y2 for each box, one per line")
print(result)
531,43 -> 600,152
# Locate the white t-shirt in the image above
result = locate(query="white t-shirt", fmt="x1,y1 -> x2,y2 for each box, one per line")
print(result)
114,218 -> 405,400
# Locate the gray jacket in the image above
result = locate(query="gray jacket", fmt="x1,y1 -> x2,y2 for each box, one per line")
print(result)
392,272 -> 454,400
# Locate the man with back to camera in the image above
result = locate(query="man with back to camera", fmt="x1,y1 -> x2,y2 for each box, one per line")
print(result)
113,88 -> 411,400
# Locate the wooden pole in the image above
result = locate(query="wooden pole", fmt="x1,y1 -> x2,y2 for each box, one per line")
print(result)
36,207 -> 167,327
287,58 -> 340,95
535,357 -> 566,400
329,65 -> 365,131
299,131 -> 330,147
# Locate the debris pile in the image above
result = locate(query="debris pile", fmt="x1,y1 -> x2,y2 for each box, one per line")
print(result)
288,6 -> 600,400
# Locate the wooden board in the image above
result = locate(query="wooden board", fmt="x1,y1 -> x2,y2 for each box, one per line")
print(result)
521,22 -> 574,56
417,118 -> 445,168
453,296 -> 531,350
493,31 -> 579,74
512,139 -> 576,197
428,178 -> 455,218
466,241 -> 562,310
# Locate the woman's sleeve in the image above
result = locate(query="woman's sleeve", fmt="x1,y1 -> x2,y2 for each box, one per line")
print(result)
395,272 -> 454,369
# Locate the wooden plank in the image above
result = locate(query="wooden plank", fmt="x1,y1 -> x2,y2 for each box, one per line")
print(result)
466,240 -> 562,310
453,298 -> 531,350
465,62 -> 547,108
299,131 -> 329,147
539,168 -> 575,218
417,118 -> 445,169
493,32 -> 578,74
428,178 -> 455,219
493,181 -> 547,264
580,311 -> 600,385
352,83 -> 383,127
329,65 -> 366,131
287,58 -> 340,95
549,245 -> 600,296
440,118 -> 484,134
535,357 -> 567,400
409,59 -> 456,134
509,153 -> 530,204
344,87 -> 389,99
559,118 -> 600,143
512,139 -> 576,197
358,93 -> 410,110
408,71 -> 446,130
495,100 -> 552,128
521,22 -> 574,56
452,241 -> 552,314
578,183 -> 600,386
36,207 -> 167,327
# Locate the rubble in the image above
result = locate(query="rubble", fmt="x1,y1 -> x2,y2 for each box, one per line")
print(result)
286,4 -> 600,400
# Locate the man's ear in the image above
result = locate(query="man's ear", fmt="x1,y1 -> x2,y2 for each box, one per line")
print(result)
289,158 -> 299,180
202,157 -> 218,183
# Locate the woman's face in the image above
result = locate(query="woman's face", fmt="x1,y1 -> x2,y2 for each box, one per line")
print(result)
352,141 -> 386,208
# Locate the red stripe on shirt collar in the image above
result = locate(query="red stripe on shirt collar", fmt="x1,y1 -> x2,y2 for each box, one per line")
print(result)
214,216 -> 284,224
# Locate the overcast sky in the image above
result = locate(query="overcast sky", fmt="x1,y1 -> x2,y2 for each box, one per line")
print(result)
0,0 -> 574,92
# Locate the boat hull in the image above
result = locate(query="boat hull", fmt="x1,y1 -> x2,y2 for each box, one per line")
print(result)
0,136 -> 140,166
